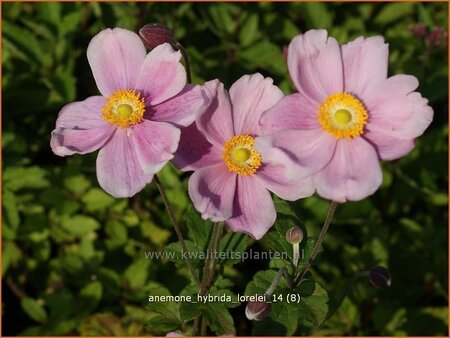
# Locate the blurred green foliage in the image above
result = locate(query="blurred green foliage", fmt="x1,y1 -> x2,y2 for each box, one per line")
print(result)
2,2 -> 448,336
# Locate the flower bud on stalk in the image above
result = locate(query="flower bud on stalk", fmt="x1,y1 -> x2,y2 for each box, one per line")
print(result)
369,266 -> 392,289
286,226 -> 303,267
139,23 -> 176,50
245,300 -> 271,321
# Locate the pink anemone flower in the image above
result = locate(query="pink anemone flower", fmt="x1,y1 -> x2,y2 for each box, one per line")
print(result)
173,74 -> 314,240
256,30 -> 433,202
51,28 -> 210,198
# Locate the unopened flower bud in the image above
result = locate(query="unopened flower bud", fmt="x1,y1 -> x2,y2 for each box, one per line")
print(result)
369,266 -> 391,289
139,23 -> 175,50
285,226 -> 303,244
245,301 -> 271,321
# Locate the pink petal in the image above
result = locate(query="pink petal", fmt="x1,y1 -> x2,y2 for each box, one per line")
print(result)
87,28 -> 146,96
51,96 -> 114,156
228,73 -> 284,135
342,36 -> 388,95
255,129 -> 336,181
172,123 -> 222,172
196,80 -> 234,147
132,119 -> 180,175
226,176 -> 276,240
255,164 -> 315,201
364,75 -> 434,140
313,137 -> 383,202
288,29 -> 343,103
259,93 -> 320,134
150,84 -> 210,127
363,131 -> 415,161
188,163 -> 236,222
96,129 -> 153,198
135,43 -> 186,106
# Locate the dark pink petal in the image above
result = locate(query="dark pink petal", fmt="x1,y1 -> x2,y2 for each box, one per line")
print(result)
196,80 -> 234,147
365,75 -> 434,140
188,163 -> 236,222
288,29 -> 344,103
172,123 -> 222,172
313,138 -> 382,202
96,129 -> 153,198
228,73 -> 284,135
342,36 -> 388,96
150,84 -> 210,128
135,43 -> 186,105
132,120 -> 180,175
255,129 -> 336,181
226,176 -> 276,240
260,93 -> 320,134
255,164 -> 315,201
87,28 -> 146,96
50,96 -> 114,156
363,131 -> 415,161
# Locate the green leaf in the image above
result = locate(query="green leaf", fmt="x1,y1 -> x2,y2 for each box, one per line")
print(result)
186,206 -> 213,249
297,280 -> 329,326
105,220 -> 128,245
218,232 -> 248,264
3,166 -> 49,191
61,215 -> 100,236
203,303 -> 236,335
302,3 -> 333,29
145,315 -> 180,335
63,175 -> 91,195
374,2 -> 415,25
164,240 -> 204,268
77,281 -> 103,314
239,40 -> 286,75
21,297 -> 48,323
240,13 -> 259,47
80,313 -> 123,336
81,188 -> 115,212
124,259 -> 149,289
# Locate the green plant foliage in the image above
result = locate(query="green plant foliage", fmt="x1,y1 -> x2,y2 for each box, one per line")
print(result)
2,2 -> 448,336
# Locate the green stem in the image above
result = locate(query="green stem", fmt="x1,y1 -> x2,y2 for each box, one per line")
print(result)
200,222 -> 224,295
294,201 -> 338,286
266,267 -> 286,297
192,222 -> 224,336
154,175 -> 200,288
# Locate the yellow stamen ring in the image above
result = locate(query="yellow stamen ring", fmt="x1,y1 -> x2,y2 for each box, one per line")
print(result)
317,92 -> 368,139
102,89 -> 145,128
223,135 -> 262,176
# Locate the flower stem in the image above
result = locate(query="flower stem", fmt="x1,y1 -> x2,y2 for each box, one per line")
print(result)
326,270 -> 369,321
154,175 -> 200,288
292,243 -> 300,268
294,201 -> 338,286
200,222 -> 224,295
266,267 -> 286,297
175,41 -> 191,83
192,222 -> 224,336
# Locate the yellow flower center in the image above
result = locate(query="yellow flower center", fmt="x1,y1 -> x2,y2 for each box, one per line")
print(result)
223,135 -> 262,176
317,93 -> 368,139
102,89 -> 145,128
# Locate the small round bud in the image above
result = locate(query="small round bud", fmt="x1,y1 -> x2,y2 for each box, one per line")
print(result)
139,23 -> 175,50
245,301 -> 271,321
285,226 -> 303,245
369,266 -> 392,289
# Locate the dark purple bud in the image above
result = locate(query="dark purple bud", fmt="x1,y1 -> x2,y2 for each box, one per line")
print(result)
369,266 -> 391,289
409,23 -> 427,38
286,226 -> 303,245
245,301 -> 271,321
428,26 -> 447,48
139,23 -> 175,50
